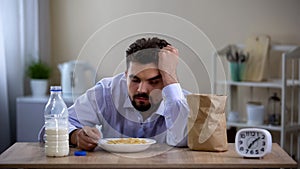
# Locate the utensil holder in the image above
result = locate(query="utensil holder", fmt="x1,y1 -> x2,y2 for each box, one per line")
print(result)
230,62 -> 245,81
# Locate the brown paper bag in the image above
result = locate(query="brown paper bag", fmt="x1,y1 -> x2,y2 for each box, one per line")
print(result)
187,94 -> 228,151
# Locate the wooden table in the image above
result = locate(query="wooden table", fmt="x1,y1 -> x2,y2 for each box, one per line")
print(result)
0,142 -> 297,169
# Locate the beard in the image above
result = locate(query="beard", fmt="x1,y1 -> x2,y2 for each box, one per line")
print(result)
131,100 -> 151,112
132,93 -> 162,112
131,93 -> 151,112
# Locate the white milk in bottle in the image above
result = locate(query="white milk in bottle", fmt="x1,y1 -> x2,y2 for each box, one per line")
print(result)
44,86 -> 69,157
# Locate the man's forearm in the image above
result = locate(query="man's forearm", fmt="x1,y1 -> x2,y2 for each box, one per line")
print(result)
160,71 -> 178,86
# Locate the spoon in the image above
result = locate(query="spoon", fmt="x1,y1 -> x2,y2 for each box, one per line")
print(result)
95,124 -> 103,138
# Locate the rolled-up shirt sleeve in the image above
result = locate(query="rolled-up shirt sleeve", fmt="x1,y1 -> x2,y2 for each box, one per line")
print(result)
68,105 -> 81,133
160,83 -> 190,147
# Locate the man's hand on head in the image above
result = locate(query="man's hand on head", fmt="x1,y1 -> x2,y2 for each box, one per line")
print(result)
158,45 -> 179,86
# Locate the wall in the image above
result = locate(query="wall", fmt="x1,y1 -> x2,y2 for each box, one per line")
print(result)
50,0 -> 300,89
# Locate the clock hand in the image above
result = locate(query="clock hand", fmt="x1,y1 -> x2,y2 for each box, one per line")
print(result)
248,137 -> 260,149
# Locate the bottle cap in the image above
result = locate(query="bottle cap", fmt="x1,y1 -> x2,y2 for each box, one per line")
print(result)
50,86 -> 62,92
74,151 -> 87,156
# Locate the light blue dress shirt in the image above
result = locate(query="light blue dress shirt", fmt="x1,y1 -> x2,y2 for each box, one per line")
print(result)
68,73 -> 190,146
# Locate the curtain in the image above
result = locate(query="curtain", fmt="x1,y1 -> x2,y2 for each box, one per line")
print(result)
0,6 -> 11,153
0,0 -> 50,153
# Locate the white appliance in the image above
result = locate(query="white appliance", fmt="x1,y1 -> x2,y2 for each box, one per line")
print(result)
58,60 -> 95,98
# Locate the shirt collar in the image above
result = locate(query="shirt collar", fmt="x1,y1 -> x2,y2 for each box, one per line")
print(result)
123,96 -> 134,108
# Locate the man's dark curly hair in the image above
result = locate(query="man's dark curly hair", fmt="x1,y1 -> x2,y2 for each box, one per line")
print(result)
126,37 -> 170,70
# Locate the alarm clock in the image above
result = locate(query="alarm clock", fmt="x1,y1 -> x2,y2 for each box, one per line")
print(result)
235,128 -> 272,158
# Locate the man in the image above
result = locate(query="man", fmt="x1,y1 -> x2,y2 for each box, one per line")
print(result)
68,37 -> 190,151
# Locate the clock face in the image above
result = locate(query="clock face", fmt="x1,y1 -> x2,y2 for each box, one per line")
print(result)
235,128 -> 272,157
237,131 -> 266,155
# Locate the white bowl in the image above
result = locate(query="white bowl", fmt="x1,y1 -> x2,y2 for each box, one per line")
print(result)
98,138 -> 156,153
